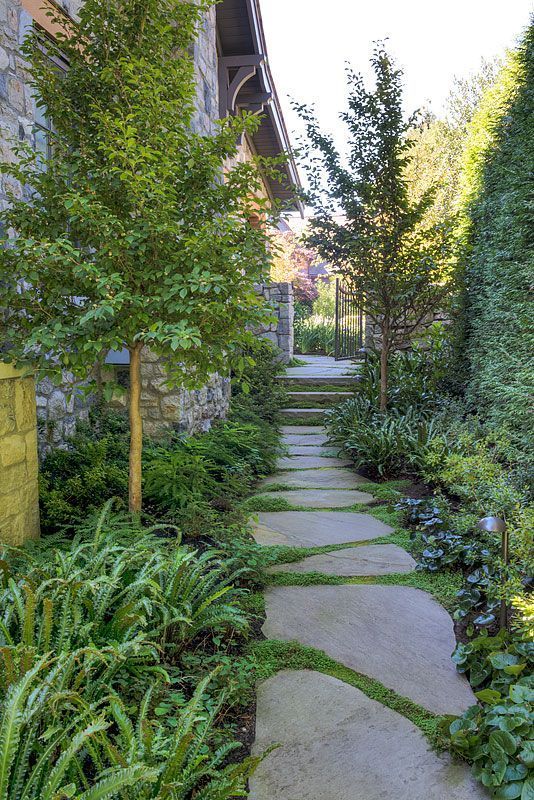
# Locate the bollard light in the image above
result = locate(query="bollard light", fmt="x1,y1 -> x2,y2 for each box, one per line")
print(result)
477,516 -> 508,630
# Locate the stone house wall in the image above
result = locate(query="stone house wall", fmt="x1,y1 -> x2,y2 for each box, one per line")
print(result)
0,363 -> 40,545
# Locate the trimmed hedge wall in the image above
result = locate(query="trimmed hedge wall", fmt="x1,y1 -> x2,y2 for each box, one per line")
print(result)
457,23 -> 534,467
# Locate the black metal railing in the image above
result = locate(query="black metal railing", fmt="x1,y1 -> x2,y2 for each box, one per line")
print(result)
334,278 -> 364,361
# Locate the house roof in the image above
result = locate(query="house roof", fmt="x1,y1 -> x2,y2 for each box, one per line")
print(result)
217,0 -> 303,214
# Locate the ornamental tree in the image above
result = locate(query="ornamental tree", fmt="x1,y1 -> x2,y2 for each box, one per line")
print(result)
0,0 -> 277,512
295,45 -> 454,409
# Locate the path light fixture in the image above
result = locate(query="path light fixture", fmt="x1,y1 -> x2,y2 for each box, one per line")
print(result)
477,516 -> 509,630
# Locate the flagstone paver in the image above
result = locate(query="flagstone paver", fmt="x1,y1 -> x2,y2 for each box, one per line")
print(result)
276,455 -> 351,469
263,584 -> 477,715
261,468 -> 367,489
281,426 -> 325,435
252,510 -> 393,547
262,488 -> 374,508
282,434 -> 329,446
250,671 -> 489,800
286,444 -> 339,456
268,544 -> 416,576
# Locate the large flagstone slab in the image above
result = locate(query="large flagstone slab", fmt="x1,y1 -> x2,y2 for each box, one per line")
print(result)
276,455 -> 351,470
286,445 -> 339,456
262,489 -> 373,508
268,544 -> 416,576
263,585 -> 477,715
261,468 -> 366,489
250,670 -> 489,800
252,511 -> 393,547
282,434 -> 329,446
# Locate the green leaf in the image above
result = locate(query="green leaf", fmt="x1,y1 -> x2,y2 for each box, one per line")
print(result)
490,731 -> 519,757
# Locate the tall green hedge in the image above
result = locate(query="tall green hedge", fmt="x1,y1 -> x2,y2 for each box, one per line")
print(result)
457,23 -> 534,467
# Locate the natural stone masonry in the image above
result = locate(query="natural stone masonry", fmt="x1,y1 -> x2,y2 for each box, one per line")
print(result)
252,511 -> 393,547
250,671 -> 489,800
263,488 -> 374,509
254,282 -> 294,363
0,364 -> 40,545
268,544 -> 416,576
261,468 -> 367,489
263,584 -> 477,715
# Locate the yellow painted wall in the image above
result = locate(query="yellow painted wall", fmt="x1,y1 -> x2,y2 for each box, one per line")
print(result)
0,363 -> 40,545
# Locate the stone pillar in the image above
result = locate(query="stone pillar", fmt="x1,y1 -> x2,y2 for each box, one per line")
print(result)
254,281 -> 295,363
0,363 -> 40,545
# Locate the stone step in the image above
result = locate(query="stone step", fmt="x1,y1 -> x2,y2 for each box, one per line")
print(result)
251,511 -> 393,547
250,671 -> 488,800
276,455 -> 351,470
278,375 -> 360,387
288,391 -> 352,406
255,489 -> 374,508
281,407 -> 326,417
261,468 -> 367,490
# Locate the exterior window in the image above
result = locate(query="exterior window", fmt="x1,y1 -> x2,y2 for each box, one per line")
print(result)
32,30 -> 68,169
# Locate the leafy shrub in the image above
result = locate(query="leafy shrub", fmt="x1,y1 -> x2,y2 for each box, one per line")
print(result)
0,504 -> 248,656
452,630 -> 534,693
447,678 -> 534,798
455,27 -> 534,473
231,337 -> 288,424
294,314 -> 335,355
326,399 -> 438,479
356,323 -> 451,411
39,407 -> 130,532
0,657 -> 260,800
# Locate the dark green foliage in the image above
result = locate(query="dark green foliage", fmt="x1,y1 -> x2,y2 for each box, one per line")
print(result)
0,507 -> 260,798
39,407 -> 130,532
358,326 -> 450,412
231,338 -> 288,424
447,676 -> 534,798
326,398 -> 438,479
452,630 -> 534,693
457,26 -> 534,469
40,400 -> 281,535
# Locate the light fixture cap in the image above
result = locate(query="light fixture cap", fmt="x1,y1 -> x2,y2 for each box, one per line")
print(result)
477,516 -> 507,533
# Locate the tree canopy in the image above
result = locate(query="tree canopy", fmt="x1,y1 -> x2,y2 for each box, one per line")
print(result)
0,0 -> 278,509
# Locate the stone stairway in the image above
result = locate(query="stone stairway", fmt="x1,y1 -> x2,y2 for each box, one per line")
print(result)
247,355 -> 489,800
279,354 -> 360,425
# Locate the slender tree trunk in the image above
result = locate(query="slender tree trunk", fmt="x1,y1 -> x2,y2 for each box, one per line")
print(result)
128,343 -> 143,514
379,323 -> 389,411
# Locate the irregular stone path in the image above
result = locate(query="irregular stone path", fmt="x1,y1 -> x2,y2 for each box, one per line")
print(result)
250,356 -> 486,798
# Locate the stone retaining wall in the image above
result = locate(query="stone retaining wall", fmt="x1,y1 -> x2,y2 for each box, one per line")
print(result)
0,363 -> 40,545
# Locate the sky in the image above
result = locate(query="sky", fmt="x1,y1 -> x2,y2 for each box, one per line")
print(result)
261,0 -> 533,161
